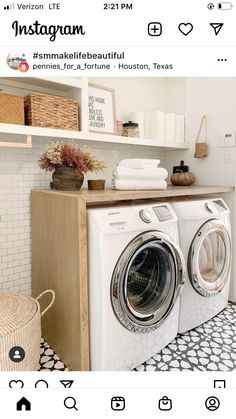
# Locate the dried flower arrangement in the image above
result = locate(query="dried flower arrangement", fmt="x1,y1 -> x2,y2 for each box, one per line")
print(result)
39,141 -> 106,175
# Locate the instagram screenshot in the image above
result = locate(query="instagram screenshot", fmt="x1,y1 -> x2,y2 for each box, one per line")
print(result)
0,0 -> 236,416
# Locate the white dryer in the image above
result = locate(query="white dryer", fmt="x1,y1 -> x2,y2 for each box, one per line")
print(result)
87,203 -> 185,371
172,198 -> 232,334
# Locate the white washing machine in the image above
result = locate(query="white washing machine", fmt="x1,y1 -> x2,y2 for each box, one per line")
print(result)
87,203 -> 185,371
172,198 -> 232,334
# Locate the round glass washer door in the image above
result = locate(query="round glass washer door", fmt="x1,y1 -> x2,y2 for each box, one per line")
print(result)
188,219 -> 231,297
111,231 -> 185,333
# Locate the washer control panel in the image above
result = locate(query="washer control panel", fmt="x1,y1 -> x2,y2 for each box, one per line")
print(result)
153,205 -> 173,222
139,209 -> 152,223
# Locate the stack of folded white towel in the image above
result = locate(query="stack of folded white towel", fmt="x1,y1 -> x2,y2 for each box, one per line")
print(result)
112,159 -> 168,190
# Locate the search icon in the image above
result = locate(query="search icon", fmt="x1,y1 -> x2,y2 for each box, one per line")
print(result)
64,397 -> 78,411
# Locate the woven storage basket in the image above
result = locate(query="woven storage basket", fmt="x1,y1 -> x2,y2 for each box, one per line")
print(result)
0,290 -> 55,371
0,93 -> 24,125
24,92 -> 79,130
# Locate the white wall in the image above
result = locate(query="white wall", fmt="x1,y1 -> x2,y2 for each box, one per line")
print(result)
167,78 -> 236,186
164,78 -> 186,114
89,77 -> 185,120
166,77 -> 236,300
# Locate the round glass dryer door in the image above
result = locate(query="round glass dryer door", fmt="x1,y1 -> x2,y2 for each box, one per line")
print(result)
111,231 -> 185,333
188,219 -> 231,297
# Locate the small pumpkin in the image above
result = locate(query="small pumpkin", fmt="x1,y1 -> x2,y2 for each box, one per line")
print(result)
170,160 -> 196,186
171,171 -> 195,186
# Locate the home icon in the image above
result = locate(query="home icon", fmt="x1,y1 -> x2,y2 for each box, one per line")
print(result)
16,397 -> 31,411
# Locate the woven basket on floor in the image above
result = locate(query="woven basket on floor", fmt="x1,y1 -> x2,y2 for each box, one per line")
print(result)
0,289 -> 55,371
24,92 -> 79,130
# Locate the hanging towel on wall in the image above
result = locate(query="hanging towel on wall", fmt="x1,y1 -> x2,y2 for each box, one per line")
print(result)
112,179 -> 167,190
118,159 -> 160,169
113,167 -> 168,181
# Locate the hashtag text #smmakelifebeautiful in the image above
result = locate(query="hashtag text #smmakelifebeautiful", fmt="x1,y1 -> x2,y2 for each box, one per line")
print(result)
12,21 -> 86,42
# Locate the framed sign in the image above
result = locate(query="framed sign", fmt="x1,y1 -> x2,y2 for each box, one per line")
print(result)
88,84 -> 116,134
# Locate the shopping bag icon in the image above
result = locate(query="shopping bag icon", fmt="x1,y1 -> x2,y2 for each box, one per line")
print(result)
158,396 -> 172,411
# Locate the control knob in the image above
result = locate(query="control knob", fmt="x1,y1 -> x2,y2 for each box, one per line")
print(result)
139,209 -> 152,223
204,202 -> 215,214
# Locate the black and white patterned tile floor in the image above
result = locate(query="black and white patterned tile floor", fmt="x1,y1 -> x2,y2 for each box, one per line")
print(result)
39,302 -> 236,372
39,339 -> 69,371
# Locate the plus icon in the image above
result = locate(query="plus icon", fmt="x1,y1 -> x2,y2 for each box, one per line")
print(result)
148,22 -> 162,36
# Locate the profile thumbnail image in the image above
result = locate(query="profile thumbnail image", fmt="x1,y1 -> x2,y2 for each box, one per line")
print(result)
6,51 -> 29,72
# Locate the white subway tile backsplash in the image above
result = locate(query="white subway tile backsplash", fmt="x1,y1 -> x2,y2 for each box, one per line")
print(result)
0,250 -> 8,257
2,268 -> 14,276
20,270 -> 31,279
11,273 -> 20,281
7,248 -> 19,255
14,240 -> 25,248
1,215 -> 14,222
1,240 -> 12,247
7,286 -> 23,293
14,280 -> 26,289
2,254 -> 15,263
12,226 -> 25,234
0,137 -> 167,295
8,260 -> 20,269
2,281 -> 14,289
14,266 -> 26,274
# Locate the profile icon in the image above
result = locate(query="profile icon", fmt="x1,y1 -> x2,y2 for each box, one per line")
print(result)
9,346 -> 25,363
13,350 -> 21,359
205,396 -> 220,411
6,51 -> 29,72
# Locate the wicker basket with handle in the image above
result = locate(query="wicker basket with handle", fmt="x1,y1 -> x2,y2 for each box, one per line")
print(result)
24,92 -> 79,130
0,289 -> 55,371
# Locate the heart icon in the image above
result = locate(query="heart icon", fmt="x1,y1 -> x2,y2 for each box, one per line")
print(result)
178,23 -> 193,36
9,380 -> 24,388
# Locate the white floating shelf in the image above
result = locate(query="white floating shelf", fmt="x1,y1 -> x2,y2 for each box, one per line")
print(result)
0,123 -> 188,150
0,76 -> 86,91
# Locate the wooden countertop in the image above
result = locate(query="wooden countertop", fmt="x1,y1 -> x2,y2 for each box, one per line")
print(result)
32,185 -> 234,205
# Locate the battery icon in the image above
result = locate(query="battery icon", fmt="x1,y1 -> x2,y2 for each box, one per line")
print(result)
218,2 -> 233,9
